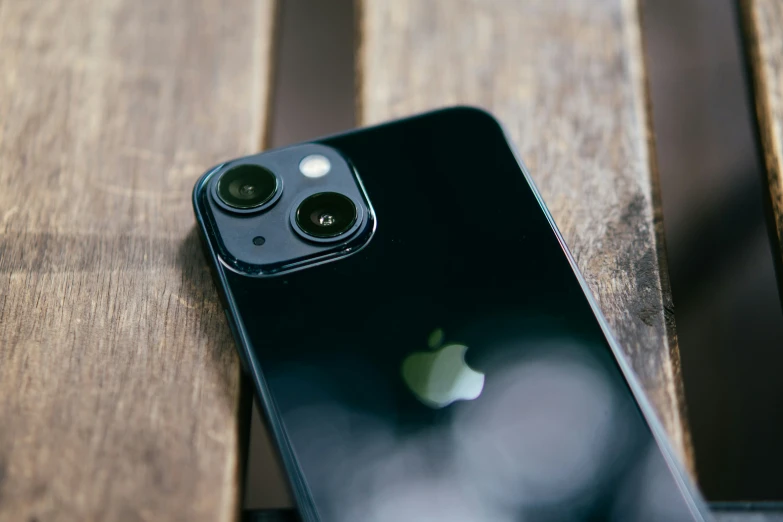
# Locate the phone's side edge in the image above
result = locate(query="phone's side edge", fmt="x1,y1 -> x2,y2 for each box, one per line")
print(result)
491,115 -> 712,521
193,170 -> 321,522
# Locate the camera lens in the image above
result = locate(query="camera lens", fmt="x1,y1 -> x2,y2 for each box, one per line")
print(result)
295,192 -> 358,239
216,164 -> 279,210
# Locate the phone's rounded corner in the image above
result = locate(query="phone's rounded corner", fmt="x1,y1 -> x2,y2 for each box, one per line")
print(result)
191,163 -> 225,217
438,105 -> 506,132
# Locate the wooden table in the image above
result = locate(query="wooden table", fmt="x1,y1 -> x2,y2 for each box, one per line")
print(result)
1,0 -> 759,519
742,0 -> 783,304
736,6 -> 783,517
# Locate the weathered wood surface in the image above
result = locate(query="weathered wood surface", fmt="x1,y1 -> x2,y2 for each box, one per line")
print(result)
357,0 -> 690,462
0,0 -> 275,520
742,0 -> 783,300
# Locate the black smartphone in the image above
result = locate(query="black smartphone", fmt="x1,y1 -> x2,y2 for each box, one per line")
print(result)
193,107 -> 712,521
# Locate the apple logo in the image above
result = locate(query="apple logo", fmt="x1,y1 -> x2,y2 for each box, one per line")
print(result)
401,328 -> 486,408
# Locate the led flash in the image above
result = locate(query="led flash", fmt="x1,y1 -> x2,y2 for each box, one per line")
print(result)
299,154 -> 331,178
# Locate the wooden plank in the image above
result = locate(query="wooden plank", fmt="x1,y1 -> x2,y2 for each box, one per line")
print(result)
741,0 -> 783,301
0,1 -> 276,520
357,0 -> 691,463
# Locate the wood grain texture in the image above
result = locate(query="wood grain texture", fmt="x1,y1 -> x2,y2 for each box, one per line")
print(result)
357,0 -> 691,463
0,1 -> 275,520
741,0 -> 783,300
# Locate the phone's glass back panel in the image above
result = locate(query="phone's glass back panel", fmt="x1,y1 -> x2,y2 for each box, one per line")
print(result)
196,109 -> 707,521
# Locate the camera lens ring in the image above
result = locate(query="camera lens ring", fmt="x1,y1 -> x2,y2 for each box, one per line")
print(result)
290,191 -> 363,243
212,163 -> 282,214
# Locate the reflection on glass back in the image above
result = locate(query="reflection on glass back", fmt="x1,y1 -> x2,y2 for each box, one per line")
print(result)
219,109 -> 705,521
